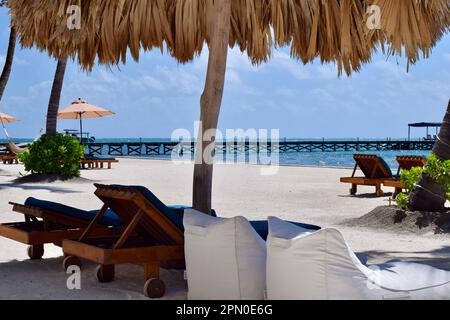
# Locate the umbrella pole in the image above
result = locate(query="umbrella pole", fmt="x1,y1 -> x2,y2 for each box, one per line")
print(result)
192,0 -> 232,214
79,113 -> 83,145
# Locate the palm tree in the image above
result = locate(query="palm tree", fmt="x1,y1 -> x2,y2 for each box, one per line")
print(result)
192,1 -> 231,214
0,26 -> 16,102
409,99 -> 450,212
45,58 -> 68,136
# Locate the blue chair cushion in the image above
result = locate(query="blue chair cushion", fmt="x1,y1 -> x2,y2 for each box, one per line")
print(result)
128,186 -> 185,232
85,156 -> 116,161
24,197 -> 123,228
379,157 -> 393,177
250,220 -> 321,241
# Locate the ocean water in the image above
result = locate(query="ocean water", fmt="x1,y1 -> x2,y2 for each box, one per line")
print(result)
277,150 -> 430,169
141,150 -> 430,171
1,138 -> 430,170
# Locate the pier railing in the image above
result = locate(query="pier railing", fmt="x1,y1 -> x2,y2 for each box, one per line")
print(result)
75,139 -> 434,157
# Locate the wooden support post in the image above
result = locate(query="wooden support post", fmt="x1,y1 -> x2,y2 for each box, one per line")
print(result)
192,0 -> 232,214
144,262 -> 160,280
376,185 -> 384,197
78,204 -> 109,242
351,163 -> 358,178
113,210 -> 144,249
350,184 -> 357,195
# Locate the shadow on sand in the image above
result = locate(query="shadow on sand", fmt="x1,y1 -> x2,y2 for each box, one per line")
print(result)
338,192 -> 394,199
0,183 -> 82,194
0,255 -> 186,300
357,246 -> 450,271
0,174 -> 97,193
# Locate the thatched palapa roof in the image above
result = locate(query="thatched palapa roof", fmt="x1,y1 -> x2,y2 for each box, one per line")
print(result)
7,0 -> 450,75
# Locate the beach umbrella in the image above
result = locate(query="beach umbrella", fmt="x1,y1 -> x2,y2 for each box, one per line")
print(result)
0,112 -> 17,144
8,0 -> 449,214
58,98 -> 114,142
0,112 -> 16,124
0,111 -> 16,140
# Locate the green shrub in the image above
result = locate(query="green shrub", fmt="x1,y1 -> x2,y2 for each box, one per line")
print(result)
400,166 -> 423,194
395,192 -> 409,210
395,153 -> 450,209
423,153 -> 450,188
18,134 -> 84,177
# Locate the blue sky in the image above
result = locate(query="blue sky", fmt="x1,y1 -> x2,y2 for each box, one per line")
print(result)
0,11 -> 449,140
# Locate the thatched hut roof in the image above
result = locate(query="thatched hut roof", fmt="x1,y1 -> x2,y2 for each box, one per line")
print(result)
7,0 -> 450,74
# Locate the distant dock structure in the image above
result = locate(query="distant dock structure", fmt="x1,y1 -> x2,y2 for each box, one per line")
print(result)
76,138 -> 434,157
408,122 -> 441,141
0,123 -> 438,157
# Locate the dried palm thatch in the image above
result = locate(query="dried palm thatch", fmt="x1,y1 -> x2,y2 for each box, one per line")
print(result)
8,0 -> 449,75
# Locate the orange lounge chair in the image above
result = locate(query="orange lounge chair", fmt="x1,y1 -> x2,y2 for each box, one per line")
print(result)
0,198 -> 124,263
383,156 -> 427,197
340,154 -> 394,197
62,184 -> 186,298
80,156 -> 119,169
0,153 -> 18,164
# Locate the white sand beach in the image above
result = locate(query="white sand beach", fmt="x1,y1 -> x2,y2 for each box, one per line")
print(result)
0,159 -> 449,300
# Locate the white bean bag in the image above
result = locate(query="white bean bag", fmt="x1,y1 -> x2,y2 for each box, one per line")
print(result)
267,217 -> 450,300
183,209 -> 266,300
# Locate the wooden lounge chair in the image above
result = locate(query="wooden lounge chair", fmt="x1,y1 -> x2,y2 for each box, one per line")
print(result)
63,184 -> 322,298
0,153 -> 18,164
80,156 -> 119,169
340,154 -> 394,197
0,140 -> 30,164
0,197 -> 124,266
383,156 -> 427,197
62,184 -> 186,298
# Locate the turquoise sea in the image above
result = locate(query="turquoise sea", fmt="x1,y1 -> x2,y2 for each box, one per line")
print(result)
138,150 -> 430,170
1,138 -> 431,170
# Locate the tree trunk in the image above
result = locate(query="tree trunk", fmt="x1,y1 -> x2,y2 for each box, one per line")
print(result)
192,0 -> 232,214
46,58 -> 68,136
0,27 -> 16,101
409,99 -> 450,212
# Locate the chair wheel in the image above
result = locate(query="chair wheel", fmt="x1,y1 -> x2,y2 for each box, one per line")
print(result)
96,265 -> 115,283
63,256 -> 82,271
27,245 -> 44,260
144,278 -> 166,298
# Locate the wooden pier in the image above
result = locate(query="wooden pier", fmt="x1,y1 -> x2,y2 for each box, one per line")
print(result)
76,139 -> 434,156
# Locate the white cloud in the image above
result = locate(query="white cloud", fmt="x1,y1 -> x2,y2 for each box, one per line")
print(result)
271,51 -> 310,80
155,65 -> 202,95
29,81 -> 52,97
0,54 -> 30,68
226,69 -> 241,85
99,69 -> 120,84
373,59 -> 411,78
316,64 -> 339,79
227,49 -> 257,72
141,75 -> 165,91
14,56 -> 29,66
274,88 -> 296,97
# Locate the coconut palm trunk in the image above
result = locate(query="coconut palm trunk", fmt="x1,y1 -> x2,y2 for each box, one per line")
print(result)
0,27 -> 16,101
192,0 -> 232,214
409,99 -> 450,212
46,58 -> 68,136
